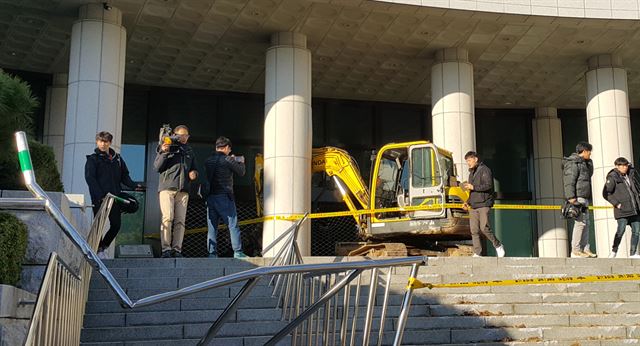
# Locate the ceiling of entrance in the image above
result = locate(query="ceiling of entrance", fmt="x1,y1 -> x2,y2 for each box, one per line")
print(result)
3,0 -> 640,108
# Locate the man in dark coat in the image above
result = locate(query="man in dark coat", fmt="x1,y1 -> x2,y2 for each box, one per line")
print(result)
602,157 -> 640,258
154,125 -> 198,258
563,141 -> 596,258
462,151 -> 505,257
204,136 -> 248,258
85,131 -> 140,259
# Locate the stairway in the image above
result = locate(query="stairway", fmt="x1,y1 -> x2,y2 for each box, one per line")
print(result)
81,257 -> 640,345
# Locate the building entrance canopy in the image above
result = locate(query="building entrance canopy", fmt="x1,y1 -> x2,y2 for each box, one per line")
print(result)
3,0 -> 640,108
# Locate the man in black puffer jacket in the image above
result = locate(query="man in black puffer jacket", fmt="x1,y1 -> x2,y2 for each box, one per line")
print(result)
85,131 -> 141,258
462,151 -> 505,257
602,157 -> 640,258
205,136 -> 248,258
563,141 -> 596,258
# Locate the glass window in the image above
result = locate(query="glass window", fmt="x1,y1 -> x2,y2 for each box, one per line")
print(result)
374,157 -> 398,209
377,104 -> 426,145
120,144 -> 146,182
439,154 -> 454,186
121,87 -> 149,183
411,147 -> 439,188
475,109 -> 533,196
325,101 -> 373,148
559,109 -> 588,158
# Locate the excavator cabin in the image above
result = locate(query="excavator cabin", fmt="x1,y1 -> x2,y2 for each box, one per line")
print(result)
366,141 -> 469,240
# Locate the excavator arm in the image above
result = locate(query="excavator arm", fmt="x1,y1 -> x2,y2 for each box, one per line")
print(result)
311,147 -> 370,210
254,148 -> 370,220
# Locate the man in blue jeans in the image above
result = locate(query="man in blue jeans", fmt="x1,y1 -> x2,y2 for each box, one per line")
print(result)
205,136 -> 248,258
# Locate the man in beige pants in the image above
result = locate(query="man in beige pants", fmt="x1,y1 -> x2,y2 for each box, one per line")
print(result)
154,125 -> 198,258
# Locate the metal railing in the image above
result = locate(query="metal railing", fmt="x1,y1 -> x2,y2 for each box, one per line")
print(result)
261,214 -> 420,345
13,131 -> 423,345
22,194 -> 115,345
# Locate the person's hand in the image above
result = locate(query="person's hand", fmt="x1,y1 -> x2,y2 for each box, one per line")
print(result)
160,143 -> 170,152
568,198 -> 577,204
462,182 -> 474,191
188,170 -> 197,181
462,203 -> 469,211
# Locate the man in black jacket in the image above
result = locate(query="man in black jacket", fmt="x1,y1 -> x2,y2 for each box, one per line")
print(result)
85,131 -> 140,259
205,136 -> 248,258
462,151 -> 505,257
563,141 -> 596,258
154,125 -> 198,258
602,157 -> 640,258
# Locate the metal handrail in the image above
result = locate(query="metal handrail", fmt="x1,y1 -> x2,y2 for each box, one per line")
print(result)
23,192 -> 115,345
14,131 -> 423,345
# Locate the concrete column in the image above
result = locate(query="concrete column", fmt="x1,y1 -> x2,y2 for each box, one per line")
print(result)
263,32 -> 312,257
43,73 -> 68,174
63,3 -> 126,200
431,48 -> 476,182
533,107 -> 568,257
585,54 -> 633,258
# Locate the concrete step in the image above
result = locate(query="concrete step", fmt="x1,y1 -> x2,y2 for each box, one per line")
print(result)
84,296 -> 281,313
83,304 -> 436,328
81,321 -> 289,342
80,323 -> 640,345
81,257 -> 640,345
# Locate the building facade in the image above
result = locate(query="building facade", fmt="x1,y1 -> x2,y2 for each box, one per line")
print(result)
3,0 -> 640,257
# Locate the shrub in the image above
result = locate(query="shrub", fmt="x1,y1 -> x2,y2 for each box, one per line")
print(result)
0,141 -> 64,192
0,212 -> 28,286
0,69 -> 63,192
0,68 -> 37,148
28,141 -> 63,191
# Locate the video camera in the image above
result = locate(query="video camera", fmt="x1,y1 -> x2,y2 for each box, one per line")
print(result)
158,124 -> 181,153
561,200 -> 586,219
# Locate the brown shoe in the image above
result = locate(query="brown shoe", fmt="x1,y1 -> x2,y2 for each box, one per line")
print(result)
582,249 -> 597,258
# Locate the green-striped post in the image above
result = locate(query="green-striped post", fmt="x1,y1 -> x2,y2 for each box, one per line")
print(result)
15,131 -> 36,185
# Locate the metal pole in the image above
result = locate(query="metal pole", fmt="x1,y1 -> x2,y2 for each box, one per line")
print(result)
197,277 -> 260,345
340,273 -> 351,346
362,268 -> 378,345
377,269 -> 393,346
349,274 -> 363,346
392,263 -> 421,346
322,274 -> 332,344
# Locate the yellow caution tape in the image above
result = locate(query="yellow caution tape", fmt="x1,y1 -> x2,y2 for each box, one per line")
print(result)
144,203 -> 613,239
407,273 -> 640,290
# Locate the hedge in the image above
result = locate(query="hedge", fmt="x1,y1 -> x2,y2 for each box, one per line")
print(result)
0,68 -> 63,192
0,141 -> 64,192
0,212 -> 28,286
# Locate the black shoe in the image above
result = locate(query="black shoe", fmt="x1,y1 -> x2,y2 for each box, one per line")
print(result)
172,251 -> 184,258
161,250 -> 172,258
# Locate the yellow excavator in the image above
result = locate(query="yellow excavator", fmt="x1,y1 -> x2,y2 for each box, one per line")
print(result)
255,141 -> 472,256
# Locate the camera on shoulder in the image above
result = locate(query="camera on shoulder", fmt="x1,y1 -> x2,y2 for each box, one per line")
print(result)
158,124 -> 180,153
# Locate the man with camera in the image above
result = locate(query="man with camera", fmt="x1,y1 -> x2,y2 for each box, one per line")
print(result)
602,157 -> 640,258
205,136 -> 249,258
462,151 -> 505,257
85,131 -> 142,259
154,125 -> 198,258
563,141 -> 596,258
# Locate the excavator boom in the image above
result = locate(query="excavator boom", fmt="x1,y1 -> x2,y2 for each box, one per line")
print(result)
311,147 -> 370,210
